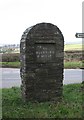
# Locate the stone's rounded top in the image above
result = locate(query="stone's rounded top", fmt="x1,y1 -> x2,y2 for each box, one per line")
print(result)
32,22 -> 60,30
28,22 -> 64,37
21,22 -> 64,43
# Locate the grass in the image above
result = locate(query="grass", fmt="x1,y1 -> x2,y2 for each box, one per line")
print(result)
64,44 -> 83,51
0,62 -> 20,68
2,83 -> 83,118
64,61 -> 83,69
0,61 -> 83,69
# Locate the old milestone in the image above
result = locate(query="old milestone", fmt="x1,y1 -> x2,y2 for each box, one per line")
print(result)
20,23 -> 64,102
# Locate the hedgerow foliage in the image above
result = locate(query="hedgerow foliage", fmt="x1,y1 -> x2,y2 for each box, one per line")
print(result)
2,53 -> 20,62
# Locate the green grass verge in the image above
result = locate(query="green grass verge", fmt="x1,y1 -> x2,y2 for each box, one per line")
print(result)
2,84 -> 83,118
0,61 -> 83,69
64,61 -> 83,69
0,62 -> 20,68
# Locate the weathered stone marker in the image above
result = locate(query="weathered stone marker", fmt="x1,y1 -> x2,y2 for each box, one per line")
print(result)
20,23 -> 64,102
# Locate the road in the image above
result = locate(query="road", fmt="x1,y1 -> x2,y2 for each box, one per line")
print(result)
0,68 -> 83,88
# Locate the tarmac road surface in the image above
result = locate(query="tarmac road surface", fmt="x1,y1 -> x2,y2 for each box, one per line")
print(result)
0,68 -> 83,88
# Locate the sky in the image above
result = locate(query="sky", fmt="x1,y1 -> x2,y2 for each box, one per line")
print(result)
0,0 -> 83,45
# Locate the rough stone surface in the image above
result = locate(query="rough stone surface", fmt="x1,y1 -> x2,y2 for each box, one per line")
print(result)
20,23 -> 64,102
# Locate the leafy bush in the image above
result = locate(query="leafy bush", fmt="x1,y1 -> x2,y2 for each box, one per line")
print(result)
64,51 -> 82,62
2,53 -> 20,62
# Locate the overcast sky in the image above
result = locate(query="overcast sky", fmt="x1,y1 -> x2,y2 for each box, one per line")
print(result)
0,0 -> 83,44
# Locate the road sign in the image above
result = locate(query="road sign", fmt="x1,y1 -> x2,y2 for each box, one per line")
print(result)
75,33 -> 84,38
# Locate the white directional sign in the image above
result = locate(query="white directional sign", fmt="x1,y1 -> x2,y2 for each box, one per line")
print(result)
75,33 -> 84,38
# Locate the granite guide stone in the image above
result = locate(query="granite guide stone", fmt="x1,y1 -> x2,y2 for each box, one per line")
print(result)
20,22 -> 64,102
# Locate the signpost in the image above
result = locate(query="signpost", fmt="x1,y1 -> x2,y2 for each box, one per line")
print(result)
75,33 -> 84,38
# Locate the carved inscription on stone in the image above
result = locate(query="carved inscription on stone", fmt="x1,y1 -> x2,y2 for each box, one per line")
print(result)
35,44 -> 55,62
